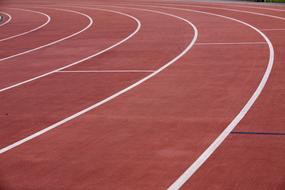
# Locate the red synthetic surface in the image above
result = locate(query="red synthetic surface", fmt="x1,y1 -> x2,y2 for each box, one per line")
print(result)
0,1 -> 284,190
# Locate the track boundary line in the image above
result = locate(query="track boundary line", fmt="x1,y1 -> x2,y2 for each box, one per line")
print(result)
0,7 -> 198,155
0,11 -> 12,27
130,4 -> 274,190
0,8 -> 51,42
0,7 -> 141,92
0,7 -> 93,62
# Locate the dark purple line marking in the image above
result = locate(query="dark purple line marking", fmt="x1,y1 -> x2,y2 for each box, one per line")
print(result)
231,131 -> 285,136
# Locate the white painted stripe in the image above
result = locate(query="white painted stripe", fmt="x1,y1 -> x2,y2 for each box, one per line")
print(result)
196,42 -> 266,45
0,7 -> 198,154
0,8 -> 51,42
134,5 -> 274,190
0,7 -> 141,92
0,12 -> 12,27
0,7 -> 93,62
261,28 -> 285,31
58,70 -> 155,73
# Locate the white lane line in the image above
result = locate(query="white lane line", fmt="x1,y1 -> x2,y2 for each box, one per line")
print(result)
0,7 -> 93,62
0,7 -> 198,154
135,5 -> 274,190
261,28 -> 285,31
0,7 -> 141,93
57,70 -> 155,73
0,8 -> 51,42
196,42 -> 266,45
0,12 -> 12,27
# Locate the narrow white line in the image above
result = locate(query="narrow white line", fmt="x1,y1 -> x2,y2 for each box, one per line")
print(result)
0,7 -> 141,92
57,70 -> 155,73
0,8 -> 51,42
0,7 -> 198,154
196,42 -> 266,45
134,5 -> 274,190
261,28 -> 285,31
0,12 -> 12,27
0,7 -> 93,62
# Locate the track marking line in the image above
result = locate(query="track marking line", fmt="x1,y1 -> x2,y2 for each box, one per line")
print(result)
0,12 -> 12,27
0,7 -> 93,62
231,131 -> 285,136
196,42 -> 266,45
0,8 -> 51,42
0,7 -> 141,93
147,5 -> 273,190
0,7 -> 198,155
57,70 -> 155,73
261,28 -> 285,31
122,4 -> 274,189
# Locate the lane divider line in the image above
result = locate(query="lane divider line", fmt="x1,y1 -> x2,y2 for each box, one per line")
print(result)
57,70 -> 155,73
0,7 -> 93,62
0,8 -> 51,42
131,5 -> 274,190
0,7 -> 141,92
0,7 -> 198,155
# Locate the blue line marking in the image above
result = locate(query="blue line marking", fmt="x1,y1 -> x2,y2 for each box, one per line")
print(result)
231,131 -> 285,136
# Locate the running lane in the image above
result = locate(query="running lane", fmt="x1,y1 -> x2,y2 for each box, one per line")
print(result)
0,8 -> 49,41
0,7 -> 89,59
0,7 -> 138,90
0,5 -> 193,153
168,3 -> 285,190
0,4 -> 271,190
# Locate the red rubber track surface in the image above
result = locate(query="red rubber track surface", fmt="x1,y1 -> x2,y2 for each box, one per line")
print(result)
0,8 -> 47,41
0,1 -> 284,190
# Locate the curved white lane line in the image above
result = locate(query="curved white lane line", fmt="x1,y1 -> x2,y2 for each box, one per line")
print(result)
0,7 -> 198,155
0,11 -> 12,27
0,7 -> 93,62
134,4 -> 274,190
0,7 -> 141,92
0,8 -> 51,42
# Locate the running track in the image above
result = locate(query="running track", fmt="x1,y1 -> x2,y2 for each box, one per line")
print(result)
0,0 -> 284,189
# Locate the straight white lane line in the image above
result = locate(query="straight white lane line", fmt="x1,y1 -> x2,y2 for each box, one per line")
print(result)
0,8 -> 51,42
57,70 -> 155,73
0,12 -> 12,27
0,7 -> 198,154
135,5 -> 274,190
0,7 -> 141,92
0,7 -> 93,62
196,42 -> 266,45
